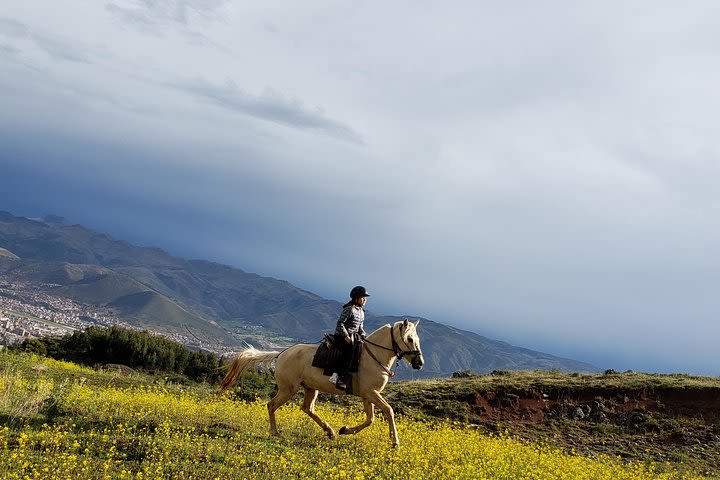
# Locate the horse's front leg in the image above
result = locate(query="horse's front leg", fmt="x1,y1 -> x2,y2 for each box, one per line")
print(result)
339,399 -> 374,435
367,390 -> 399,447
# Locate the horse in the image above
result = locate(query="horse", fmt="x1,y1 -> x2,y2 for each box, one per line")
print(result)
219,319 -> 424,446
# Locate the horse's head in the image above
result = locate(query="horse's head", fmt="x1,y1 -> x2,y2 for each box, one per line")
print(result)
397,319 -> 424,370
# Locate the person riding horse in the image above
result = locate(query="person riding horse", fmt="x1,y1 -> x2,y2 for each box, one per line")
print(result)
329,285 -> 370,390
220,315 -> 425,447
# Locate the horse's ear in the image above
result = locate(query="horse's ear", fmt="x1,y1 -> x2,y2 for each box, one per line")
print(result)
402,318 -> 409,329
415,319 -> 420,327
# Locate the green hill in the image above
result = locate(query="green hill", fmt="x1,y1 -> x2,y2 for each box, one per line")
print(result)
57,271 -> 149,304
108,290 -> 230,341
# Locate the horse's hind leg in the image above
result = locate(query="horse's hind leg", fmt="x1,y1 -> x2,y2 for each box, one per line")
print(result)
339,399 -> 374,436
267,385 -> 297,436
301,387 -> 337,439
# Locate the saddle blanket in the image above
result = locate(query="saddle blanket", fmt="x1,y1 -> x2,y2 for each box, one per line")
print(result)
311,334 -> 363,376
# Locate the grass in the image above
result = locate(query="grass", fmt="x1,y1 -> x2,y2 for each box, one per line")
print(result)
395,369 -> 720,393
383,370 -> 720,477
380,369 -> 720,424
0,350 -> 717,479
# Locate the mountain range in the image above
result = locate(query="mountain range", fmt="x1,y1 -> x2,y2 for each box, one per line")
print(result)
0,211 -> 597,376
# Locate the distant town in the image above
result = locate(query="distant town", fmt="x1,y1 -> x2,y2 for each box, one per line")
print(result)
0,275 -> 234,355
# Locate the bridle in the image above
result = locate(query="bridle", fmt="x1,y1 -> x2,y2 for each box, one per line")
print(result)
363,323 -> 423,377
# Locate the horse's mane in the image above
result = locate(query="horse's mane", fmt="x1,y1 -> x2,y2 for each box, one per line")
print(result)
368,321 -> 412,335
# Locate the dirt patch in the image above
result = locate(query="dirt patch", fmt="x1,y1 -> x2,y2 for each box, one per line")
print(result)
464,387 -> 720,426
388,372 -> 720,476
458,387 -> 720,477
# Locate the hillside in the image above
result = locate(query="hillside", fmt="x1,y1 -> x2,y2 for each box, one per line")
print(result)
0,260 -> 236,345
384,370 -> 720,475
0,247 -> 19,260
0,350 -> 715,478
0,210 -> 597,375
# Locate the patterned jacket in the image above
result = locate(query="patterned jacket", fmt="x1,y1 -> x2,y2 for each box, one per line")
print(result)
335,305 -> 365,338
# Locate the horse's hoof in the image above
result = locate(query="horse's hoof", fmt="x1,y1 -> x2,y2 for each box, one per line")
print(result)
339,426 -> 348,435
327,430 -> 337,440
392,442 -> 399,449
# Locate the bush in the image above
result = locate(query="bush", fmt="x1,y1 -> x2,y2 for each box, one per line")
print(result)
16,326 -> 226,383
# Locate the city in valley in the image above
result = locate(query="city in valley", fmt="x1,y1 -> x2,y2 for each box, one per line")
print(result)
0,275 -> 231,354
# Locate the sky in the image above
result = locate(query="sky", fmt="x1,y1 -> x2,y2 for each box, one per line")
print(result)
1,1 -> 720,375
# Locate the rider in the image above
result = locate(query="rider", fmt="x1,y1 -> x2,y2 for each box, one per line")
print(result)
329,285 -> 369,390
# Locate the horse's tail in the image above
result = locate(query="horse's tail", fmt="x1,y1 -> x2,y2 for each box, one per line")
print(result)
219,347 -> 279,392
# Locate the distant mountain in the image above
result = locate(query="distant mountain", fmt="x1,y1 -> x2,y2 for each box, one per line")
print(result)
0,247 -> 20,260
0,211 -> 597,375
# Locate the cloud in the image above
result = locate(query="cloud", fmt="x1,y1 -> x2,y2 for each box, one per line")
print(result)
104,2 -> 231,51
31,33 -> 92,64
0,17 -> 27,38
0,16 -> 93,64
172,78 -> 364,144
3,1 -> 720,375
105,0 -> 228,28
0,44 -> 20,56
105,4 -> 159,32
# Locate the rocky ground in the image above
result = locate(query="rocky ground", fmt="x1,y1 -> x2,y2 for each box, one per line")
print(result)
381,370 -> 720,477
472,385 -> 719,475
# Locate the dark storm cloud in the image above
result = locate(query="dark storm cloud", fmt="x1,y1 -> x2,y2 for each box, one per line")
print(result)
172,78 -> 364,144
0,128 -> 313,271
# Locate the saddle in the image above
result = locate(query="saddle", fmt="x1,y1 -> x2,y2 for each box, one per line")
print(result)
311,333 -> 363,377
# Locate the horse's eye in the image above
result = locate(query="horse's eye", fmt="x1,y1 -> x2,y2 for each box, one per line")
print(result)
409,338 -> 414,343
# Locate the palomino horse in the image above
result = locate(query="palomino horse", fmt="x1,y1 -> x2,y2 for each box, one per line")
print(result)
219,319 -> 424,446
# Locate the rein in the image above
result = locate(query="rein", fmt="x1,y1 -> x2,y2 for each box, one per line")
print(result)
363,324 -> 422,377
363,343 -> 397,377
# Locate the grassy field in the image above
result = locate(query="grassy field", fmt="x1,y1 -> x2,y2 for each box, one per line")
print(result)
0,350 -> 716,479
383,369 -> 720,476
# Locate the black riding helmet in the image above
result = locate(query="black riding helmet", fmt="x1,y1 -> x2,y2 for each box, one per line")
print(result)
350,285 -> 370,299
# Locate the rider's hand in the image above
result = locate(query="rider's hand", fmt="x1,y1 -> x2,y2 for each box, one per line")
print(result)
345,335 -> 352,344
